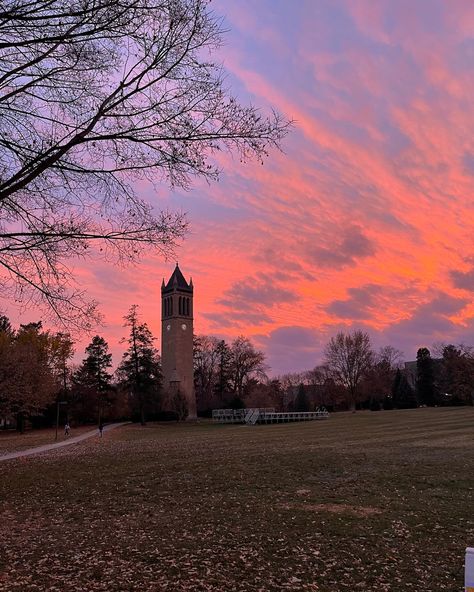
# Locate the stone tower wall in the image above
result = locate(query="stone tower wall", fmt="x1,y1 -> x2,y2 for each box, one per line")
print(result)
161,270 -> 196,419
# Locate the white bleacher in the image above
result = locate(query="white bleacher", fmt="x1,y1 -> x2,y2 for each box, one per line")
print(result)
212,407 -> 329,425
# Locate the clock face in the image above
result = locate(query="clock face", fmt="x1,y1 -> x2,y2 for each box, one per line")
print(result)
166,324 -> 171,331
181,323 -> 187,331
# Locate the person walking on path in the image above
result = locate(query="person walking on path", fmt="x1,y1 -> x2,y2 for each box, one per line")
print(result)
0,422 -> 129,463
98,421 -> 104,438
64,423 -> 70,437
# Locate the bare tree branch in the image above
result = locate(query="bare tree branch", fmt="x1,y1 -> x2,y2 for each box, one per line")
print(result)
0,0 -> 291,329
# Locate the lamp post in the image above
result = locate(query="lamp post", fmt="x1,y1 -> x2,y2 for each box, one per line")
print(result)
55,400 -> 67,441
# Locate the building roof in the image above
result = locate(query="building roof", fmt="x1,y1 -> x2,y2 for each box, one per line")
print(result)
162,263 -> 193,294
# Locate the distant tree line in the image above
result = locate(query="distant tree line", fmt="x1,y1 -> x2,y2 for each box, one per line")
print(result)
2,319 -> 473,431
201,330 -> 474,414
277,332 -> 474,413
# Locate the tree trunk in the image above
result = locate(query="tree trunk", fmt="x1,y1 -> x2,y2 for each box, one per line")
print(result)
16,411 -> 24,433
140,394 -> 146,426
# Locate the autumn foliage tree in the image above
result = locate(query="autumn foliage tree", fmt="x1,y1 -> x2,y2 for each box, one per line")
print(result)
0,0 -> 290,328
0,321 -> 56,431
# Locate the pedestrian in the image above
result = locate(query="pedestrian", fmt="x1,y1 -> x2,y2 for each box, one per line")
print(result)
64,422 -> 70,437
99,421 -> 104,438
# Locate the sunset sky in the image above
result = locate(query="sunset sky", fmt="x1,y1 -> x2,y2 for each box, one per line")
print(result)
12,0 -> 474,375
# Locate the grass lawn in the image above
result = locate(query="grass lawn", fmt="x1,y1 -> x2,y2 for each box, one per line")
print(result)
0,407 -> 473,591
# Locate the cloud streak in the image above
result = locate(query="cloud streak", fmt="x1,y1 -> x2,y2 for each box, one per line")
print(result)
7,0 -> 474,374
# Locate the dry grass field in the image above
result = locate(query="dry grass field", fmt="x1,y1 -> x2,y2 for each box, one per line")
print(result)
1,407 -> 473,591
0,426 -> 94,455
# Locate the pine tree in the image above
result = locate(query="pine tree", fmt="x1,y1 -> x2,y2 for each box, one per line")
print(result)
213,340 -> 233,406
392,368 -> 417,409
416,348 -> 436,406
0,315 -> 13,335
117,305 -> 161,425
77,335 -> 113,424
295,383 -> 310,412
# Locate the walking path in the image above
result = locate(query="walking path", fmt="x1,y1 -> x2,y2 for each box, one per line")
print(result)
0,422 -> 129,462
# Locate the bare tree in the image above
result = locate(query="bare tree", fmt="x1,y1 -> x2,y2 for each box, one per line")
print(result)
229,336 -> 267,400
324,330 -> 373,412
305,364 -> 343,409
193,334 -> 220,412
0,0 -> 290,328
361,346 -> 404,408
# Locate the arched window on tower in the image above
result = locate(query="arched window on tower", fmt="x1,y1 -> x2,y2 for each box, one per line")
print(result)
178,296 -> 182,316
186,298 -> 190,316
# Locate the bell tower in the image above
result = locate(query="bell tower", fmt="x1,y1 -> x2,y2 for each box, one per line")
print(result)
161,264 -> 196,419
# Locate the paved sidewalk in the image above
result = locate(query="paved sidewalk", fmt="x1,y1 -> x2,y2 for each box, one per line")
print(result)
0,422 -> 129,462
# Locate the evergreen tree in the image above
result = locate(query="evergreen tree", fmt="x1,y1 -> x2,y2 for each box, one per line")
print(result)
213,340 -> 233,405
440,344 -> 474,405
228,395 -> 245,410
392,368 -> 417,409
0,315 -> 13,335
172,389 -> 189,421
416,347 -> 436,406
77,336 -> 113,424
295,383 -> 310,412
117,305 -> 162,425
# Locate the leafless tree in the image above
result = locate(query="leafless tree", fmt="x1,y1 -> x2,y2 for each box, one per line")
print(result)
324,330 -> 373,412
305,364 -> 343,409
360,345 -> 404,407
0,0 -> 290,328
229,336 -> 267,399
193,334 -> 220,411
